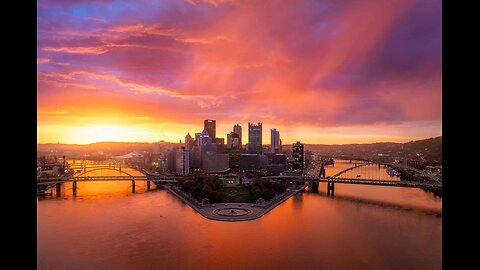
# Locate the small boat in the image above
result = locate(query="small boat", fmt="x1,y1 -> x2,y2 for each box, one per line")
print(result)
356,175 -> 361,177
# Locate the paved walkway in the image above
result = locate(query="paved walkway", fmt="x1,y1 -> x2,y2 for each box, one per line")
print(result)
163,185 -> 305,222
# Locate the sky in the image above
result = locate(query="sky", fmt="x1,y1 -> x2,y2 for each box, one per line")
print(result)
37,0 -> 442,145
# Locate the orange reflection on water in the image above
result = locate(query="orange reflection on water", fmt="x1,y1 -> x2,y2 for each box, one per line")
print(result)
38,174 -> 442,270
58,160 -> 149,197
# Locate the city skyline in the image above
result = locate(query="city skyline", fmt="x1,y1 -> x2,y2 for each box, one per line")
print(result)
37,1 -> 443,269
36,118 -> 441,146
37,0 -> 441,145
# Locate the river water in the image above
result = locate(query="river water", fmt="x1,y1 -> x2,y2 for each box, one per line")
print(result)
38,160 -> 442,270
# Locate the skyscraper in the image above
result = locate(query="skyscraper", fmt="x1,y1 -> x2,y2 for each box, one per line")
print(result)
248,122 -> 262,153
204,119 -> 216,139
176,147 -> 190,175
185,133 -> 195,151
167,149 -> 177,172
198,128 -> 211,146
270,128 -> 280,152
194,132 -> 201,145
227,131 -> 240,149
233,124 -> 242,147
226,133 -> 232,149
292,141 -> 305,172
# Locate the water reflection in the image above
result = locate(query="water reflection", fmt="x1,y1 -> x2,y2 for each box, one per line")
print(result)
291,190 -> 304,209
38,159 -> 442,270
307,190 -> 441,217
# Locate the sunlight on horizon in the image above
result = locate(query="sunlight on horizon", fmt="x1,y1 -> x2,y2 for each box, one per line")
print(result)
37,121 -> 442,145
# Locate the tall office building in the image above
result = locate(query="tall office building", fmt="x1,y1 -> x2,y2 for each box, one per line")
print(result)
226,132 -> 240,149
292,141 -> 305,172
226,133 -> 232,149
185,133 -> 195,151
176,147 -> 190,175
248,122 -> 262,153
204,119 -> 216,139
198,128 -> 211,146
231,132 -> 240,148
233,124 -> 242,147
194,132 -> 201,145
270,128 -> 280,153
167,149 -> 177,172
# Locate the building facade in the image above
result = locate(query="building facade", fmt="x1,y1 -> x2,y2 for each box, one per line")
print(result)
248,122 -> 262,153
185,133 -> 195,151
167,149 -> 177,172
226,131 -> 240,149
239,154 -> 268,171
292,141 -> 305,172
204,119 -> 216,139
176,148 -> 190,175
270,128 -> 280,153
198,128 -> 212,146
202,153 -> 229,173
233,124 -> 242,147
194,132 -> 201,145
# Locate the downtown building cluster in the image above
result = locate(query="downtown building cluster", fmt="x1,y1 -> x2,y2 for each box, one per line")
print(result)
166,120 -> 304,176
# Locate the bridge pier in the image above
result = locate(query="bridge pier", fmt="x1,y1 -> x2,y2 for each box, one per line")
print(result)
55,183 -> 61,197
327,182 -> 335,196
147,180 -> 151,191
132,179 -> 135,193
309,181 -> 319,192
72,181 -> 77,195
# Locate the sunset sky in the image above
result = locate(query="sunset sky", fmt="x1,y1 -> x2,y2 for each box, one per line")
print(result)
37,0 -> 441,145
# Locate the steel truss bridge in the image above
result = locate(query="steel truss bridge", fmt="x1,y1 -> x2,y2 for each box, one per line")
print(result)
266,161 -> 442,195
38,160 -> 441,196
37,162 -> 181,195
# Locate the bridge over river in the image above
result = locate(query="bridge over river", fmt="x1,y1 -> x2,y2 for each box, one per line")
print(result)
38,160 -> 441,197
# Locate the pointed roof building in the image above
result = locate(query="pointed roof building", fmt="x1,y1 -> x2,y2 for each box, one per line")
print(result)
199,128 -> 212,146
201,128 -> 210,137
185,132 -> 194,150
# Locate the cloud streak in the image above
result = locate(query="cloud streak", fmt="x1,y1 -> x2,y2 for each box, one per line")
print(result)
37,0 -> 442,144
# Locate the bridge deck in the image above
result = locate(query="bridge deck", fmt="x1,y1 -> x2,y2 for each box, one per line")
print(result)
37,175 -> 440,190
263,176 -> 441,189
37,176 -> 178,185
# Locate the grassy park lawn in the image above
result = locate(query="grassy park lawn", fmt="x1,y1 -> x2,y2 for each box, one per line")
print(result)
217,186 -> 254,203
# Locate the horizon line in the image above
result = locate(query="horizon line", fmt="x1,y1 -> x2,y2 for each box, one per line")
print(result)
37,136 -> 442,146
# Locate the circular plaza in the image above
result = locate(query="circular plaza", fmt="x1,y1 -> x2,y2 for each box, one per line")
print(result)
214,208 -> 251,217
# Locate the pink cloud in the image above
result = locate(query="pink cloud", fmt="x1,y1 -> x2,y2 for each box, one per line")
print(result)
37,0 -> 442,143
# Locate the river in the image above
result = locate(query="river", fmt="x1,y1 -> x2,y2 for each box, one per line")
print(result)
37,159 -> 441,269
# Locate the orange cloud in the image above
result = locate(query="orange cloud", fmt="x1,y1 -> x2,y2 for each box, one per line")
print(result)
37,0 -> 442,144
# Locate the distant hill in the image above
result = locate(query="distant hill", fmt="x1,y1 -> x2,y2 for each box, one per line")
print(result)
303,136 -> 442,164
38,136 -> 442,164
37,141 -> 180,158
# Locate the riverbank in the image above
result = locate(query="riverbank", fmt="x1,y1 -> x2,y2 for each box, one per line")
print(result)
162,184 -> 305,222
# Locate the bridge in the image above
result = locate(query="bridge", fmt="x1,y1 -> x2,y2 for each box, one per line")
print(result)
67,159 -> 127,173
266,161 -> 442,196
39,159 -> 442,198
37,161 -> 182,196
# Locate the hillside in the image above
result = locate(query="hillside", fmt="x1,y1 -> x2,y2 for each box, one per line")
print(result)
37,136 -> 442,164
304,136 -> 442,164
37,141 -> 180,158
